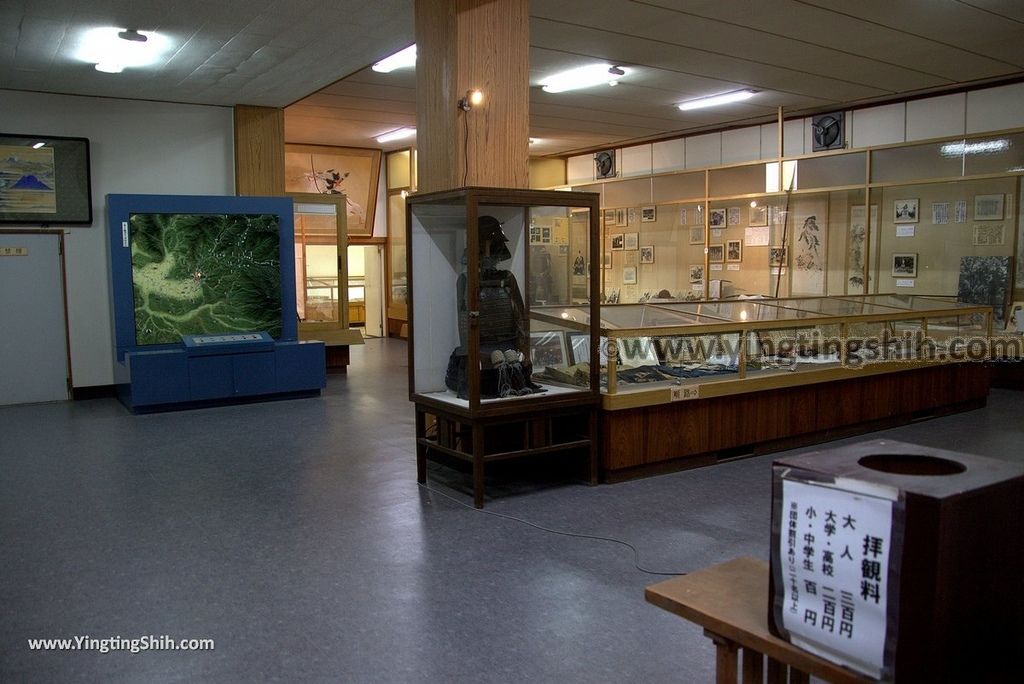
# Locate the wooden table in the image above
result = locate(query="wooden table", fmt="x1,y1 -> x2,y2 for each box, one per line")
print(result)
645,557 -> 874,684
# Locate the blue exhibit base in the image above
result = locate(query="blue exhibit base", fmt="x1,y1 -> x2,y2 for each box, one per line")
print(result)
114,340 -> 326,413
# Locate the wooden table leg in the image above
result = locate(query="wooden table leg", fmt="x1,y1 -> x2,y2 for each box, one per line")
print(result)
766,657 -> 786,684
706,631 -> 738,683
415,409 -> 427,484
741,647 -> 764,684
472,423 -> 485,509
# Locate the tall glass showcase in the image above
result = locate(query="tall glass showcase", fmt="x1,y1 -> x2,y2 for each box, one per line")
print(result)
407,187 -> 601,507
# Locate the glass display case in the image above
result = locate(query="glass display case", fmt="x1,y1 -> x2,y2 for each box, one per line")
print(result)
407,187 -> 601,507
564,295 -> 993,407
407,187 -> 601,414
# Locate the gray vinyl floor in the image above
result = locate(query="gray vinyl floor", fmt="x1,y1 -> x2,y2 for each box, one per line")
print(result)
1,338 -> 1021,683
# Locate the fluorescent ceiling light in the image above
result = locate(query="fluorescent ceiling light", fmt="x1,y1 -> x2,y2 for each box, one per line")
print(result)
77,27 -> 171,73
940,139 -> 1009,157
372,45 -> 416,73
32,142 -> 46,149
678,89 -> 756,111
540,64 -> 628,94
376,127 -> 416,144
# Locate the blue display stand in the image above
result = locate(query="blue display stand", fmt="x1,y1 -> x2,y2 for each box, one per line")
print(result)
107,194 -> 326,412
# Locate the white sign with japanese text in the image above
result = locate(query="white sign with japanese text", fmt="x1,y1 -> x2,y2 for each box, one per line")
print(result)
778,477 -> 897,679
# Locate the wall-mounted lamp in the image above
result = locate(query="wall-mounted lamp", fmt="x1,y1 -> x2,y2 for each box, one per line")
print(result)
458,89 -> 483,111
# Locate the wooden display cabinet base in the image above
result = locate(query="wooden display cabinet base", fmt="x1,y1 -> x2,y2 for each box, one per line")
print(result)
415,403 -> 598,508
602,363 -> 990,480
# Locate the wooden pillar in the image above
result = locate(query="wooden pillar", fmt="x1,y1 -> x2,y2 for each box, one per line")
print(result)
233,105 -> 285,196
414,0 -> 529,193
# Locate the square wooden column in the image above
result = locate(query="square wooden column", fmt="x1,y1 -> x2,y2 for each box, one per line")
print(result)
414,0 -> 529,193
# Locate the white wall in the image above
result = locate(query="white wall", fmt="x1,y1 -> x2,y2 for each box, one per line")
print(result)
567,82 -> 1024,185
1,89 -> 235,387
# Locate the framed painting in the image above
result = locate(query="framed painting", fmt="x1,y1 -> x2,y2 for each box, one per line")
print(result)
891,253 -> 918,278
639,245 -> 654,264
529,331 -> 568,369
0,133 -> 91,225
610,233 -> 625,251
284,144 -> 381,236
708,243 -> 725,263
726,239 -> 743,262
893,198 -> 918,224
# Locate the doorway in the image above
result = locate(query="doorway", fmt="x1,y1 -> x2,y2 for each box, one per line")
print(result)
348,244 -> 384,338
0,231 -> 70,405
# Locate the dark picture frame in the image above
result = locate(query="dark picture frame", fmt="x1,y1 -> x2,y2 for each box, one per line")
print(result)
0,133 -> 92,225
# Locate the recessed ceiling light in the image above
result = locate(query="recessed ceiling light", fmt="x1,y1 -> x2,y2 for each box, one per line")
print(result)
376,127 -> 416,144
77,27 -> 170,74
540,64 -> 629,94
372,45 -> 416,73
677,89 -> 756,111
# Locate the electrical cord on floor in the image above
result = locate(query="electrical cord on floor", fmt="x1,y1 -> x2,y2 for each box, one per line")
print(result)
417,480 -> 687,577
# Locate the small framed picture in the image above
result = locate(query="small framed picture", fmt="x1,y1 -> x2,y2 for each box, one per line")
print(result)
974,194 -> 1005,221
727,207 -> 741,226
726,239 -> 743,262
622,266 -> 638,284
641,205 -> 656,222
615,208 -> 627,226
603,209 -> 616,226
610,233 -> 624,251
624,232 -> 639,250
689,225 -> 705,244
529,331 -> 568,369
602,252 -> 612,269
708,243 -> 725,263
566,332 -> 591,365
628,207 -> 638,225
768,245 -> 787,267
689,264 -> 705,283
894,199 -> 919,224
891,252 -> 918,277
639,245 -> 655,264
709,208 -> 727,228
749,204 -> 768,227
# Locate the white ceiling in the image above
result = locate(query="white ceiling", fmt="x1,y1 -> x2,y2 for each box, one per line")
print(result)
4,0 -> 1023,157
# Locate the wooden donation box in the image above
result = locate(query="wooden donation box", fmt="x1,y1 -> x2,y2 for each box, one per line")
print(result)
768,439 -> 1023,682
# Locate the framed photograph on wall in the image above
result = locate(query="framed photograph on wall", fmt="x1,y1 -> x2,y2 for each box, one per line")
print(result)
624,232 -> 639,250
602,252 -> 612,269
708,243 -> 725,263
749,204 -> 768,227
641,205 -> 656,222
639,245 -> 654,264
893,198 -> 919,224
284,144 -> 381,236
726,239 -> 743,262
974,194 -> 1005,221
0,133 -> 92,225
709,208 -> 727,228
610,233 -> 625,251
689,225 -> 705,244
689,264 -> 705,283
603,209 -> 616,226
615,208 -> 627,226
769,245 -> 787,267
622,266 -> 637,284
891,253 -> 918,278
529,331 -> 568,369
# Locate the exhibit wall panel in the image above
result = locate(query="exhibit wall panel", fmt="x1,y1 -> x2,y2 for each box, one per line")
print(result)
686,133 -> 722,169
0,89 -> 234,388
906,93 -> 966,142
966,82 -> 1024,135
652,138 -> 685,174
722,127 -> 761,165
851,102 -> 907,149
621,144 -> 653,177
567,154 -> 595,184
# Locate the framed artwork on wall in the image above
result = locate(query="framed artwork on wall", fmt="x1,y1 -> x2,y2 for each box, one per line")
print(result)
708,244 -> 724,263
726,239 -> 743,262
0,133 -> 92,225
893,198 -> 919,224
624,232 -> 639,250
610,233 -> 625,251
639,245 -> 654,264
709,208 -> 727,228
974,194 -> 1004,221
891,253 -> 918,278
622,266 -> 637,284
769,246 -> 787,267
284,144 -> 381,236
689,225 -> 705,244
689,264 -> 705,283
641,206 -> 656,222
749,204 -> 768,227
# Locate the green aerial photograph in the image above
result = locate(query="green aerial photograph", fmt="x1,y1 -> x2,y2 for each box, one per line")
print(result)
130,213 -> 282,345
